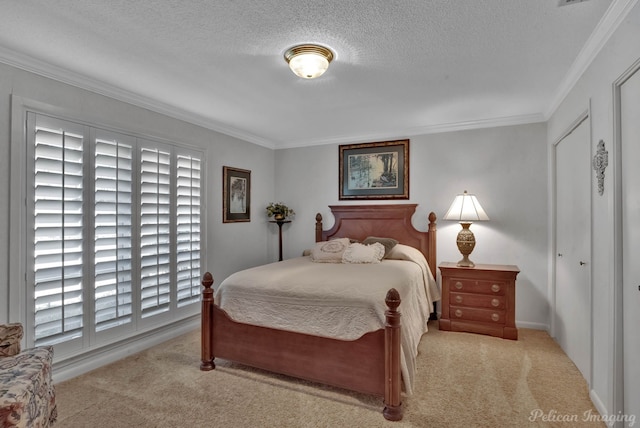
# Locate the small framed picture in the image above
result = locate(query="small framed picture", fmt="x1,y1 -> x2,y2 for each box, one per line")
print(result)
339,139 -> 409,200
223,166 -> 251,223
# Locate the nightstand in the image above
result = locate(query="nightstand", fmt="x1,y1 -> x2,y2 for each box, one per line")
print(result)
439,262 -> 520,340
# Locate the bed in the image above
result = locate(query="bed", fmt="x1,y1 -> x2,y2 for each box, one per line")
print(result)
200,204 -> 438,421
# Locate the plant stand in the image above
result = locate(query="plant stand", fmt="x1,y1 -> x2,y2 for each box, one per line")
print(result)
270,220 -> 291,261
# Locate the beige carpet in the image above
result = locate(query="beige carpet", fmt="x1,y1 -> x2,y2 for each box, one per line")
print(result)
55,321 -> 604,427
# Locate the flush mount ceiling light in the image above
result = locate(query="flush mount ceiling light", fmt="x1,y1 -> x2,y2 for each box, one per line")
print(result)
284,44 -> 334,79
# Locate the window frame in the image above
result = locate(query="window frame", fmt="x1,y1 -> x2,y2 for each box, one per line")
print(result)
10,96 -> 205,360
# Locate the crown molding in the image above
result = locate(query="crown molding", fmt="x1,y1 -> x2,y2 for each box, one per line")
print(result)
0,46 -> 276,150
276,113 -> 546,149
545,0 -> 639,119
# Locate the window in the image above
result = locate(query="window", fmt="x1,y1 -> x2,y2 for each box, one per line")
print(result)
175,154 -> 202,307
139,146 -> 172,318
94,132 -> 133,332
31,117 -> 86,346
25,112 -> 202,354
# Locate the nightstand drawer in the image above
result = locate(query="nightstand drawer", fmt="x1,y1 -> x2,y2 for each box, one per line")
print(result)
449,278 -> 506,295
450,305 -> 506,324
450,292 -> 505,309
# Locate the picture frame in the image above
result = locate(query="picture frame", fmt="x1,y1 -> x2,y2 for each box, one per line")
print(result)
339,139 -> 409,200
223,166 -> 251,223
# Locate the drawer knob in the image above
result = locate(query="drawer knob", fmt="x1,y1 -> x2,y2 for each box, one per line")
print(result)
491,284 -> 501,293
455,295 -> 463,304
455,309 -> 463,318
454,281 -> 463,290
491,298 -> 500,307
491,313 -> 500,322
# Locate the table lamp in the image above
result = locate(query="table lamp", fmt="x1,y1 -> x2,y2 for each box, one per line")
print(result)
443,190 -> 489,267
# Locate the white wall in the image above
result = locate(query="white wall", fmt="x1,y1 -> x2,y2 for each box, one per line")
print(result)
274,122 -> 549,330
0,62 -> 276,324
546,1 -> 640,418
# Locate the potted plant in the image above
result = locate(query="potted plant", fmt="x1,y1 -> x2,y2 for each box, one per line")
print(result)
266,202 -> 295,220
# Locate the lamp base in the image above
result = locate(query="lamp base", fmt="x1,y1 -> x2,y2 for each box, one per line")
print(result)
456,255 -> 475,268
456,222 -> 476,268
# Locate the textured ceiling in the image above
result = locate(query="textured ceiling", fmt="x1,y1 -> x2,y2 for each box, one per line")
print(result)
0,0 -> 620,148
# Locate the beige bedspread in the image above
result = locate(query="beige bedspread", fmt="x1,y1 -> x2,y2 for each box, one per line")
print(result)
214,244 -> 440,394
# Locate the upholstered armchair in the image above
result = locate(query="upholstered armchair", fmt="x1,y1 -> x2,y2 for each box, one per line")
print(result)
0,323 -> 57,427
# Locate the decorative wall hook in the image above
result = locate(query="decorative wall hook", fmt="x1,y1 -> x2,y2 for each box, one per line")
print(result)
592,139 -> 608,196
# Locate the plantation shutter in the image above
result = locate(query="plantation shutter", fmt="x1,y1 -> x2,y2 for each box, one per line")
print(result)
176,153 -> 202,306
24,110 -> 204,354
94,132 -> 134,331
140,147 -> 172,317
32,116 -> 85,345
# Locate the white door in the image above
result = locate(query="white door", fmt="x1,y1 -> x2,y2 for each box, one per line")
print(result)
554,116 -> 591,383
620,66 -> 640,421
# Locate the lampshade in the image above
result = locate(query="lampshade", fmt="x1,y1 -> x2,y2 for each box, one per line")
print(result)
284,44 -> 334,79
444,191 -> 489,267
443,191 -> 489,222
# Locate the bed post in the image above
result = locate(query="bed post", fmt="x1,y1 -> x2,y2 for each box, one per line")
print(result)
427,212 -> 439,320
200,272 -> 215,371
383,288 -> 403,421
427,211 -> 437,279
315,213 -> 323,242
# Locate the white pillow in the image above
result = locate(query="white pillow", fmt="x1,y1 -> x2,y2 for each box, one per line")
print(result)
342,242 -> 386,264
310,238 -> 350,263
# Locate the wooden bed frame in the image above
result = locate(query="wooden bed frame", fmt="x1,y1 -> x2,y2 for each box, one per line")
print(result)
200,204 -> 437,421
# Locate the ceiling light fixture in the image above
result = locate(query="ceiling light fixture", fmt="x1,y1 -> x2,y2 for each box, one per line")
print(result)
284,44 -> 334,79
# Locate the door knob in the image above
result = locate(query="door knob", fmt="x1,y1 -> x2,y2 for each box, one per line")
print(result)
579,261 -> 586,266
558,253 -> 563,257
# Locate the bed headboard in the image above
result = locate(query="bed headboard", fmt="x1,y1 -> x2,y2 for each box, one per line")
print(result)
315,204 -> 437,278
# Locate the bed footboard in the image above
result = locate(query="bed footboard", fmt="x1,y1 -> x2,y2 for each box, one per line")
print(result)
199,272 -> 403,421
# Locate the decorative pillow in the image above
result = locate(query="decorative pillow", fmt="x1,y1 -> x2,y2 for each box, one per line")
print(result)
362,236 -> 399,258
310,238 -> 350,263
342,242 -> 386,264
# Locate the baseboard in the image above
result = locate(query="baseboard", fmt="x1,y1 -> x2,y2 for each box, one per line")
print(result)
516,320 -> 549,331
52,316 -> 199,383
590,389 -> 608,418
589,388 -> 635,428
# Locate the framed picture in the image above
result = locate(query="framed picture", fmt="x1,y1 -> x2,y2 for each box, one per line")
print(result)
223,166 -> 251,223
339,139 -> 409,200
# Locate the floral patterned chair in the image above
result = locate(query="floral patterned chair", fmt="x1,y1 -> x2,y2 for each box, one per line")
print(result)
0,323 -> 57,427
